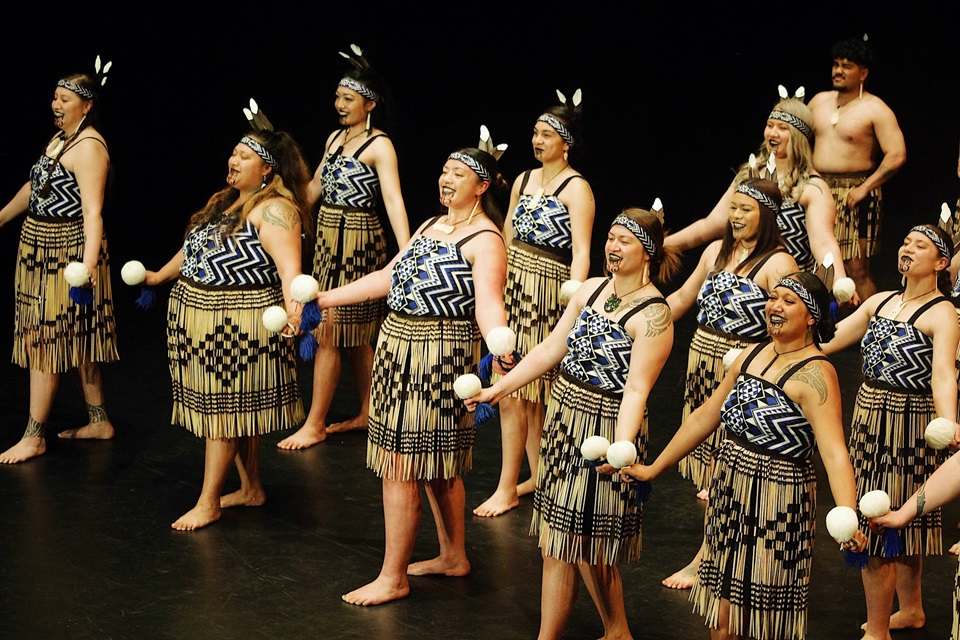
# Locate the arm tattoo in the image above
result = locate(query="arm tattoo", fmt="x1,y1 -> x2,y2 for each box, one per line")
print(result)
916,484 -> 926,520
261,201 -> 296,230
641,302 -> 671,338
782,361 -> 829,405
87,403 -> 108,423
24,417 -> 45,438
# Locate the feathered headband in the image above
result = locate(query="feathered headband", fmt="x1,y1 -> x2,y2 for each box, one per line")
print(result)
240,98 -> 278,170
58,54 -> 112,99
537,88 -> 581,147
768,85 -> 813,140
337,43 -> 380,102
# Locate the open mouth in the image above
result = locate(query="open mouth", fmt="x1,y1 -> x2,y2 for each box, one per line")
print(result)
607,254 -> 622,264
768,314 -> 786,328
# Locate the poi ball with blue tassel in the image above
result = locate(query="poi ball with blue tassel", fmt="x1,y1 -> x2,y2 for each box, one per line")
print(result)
833,277 -> 856,304
262,305 -> 289,333
924,417 -> 955,450
453,373 -> 482,400
859,490 -> 891,518
291,273 -> 320,303
64,261 -> 93,305
485,326 -> 517,357
825,505 -> 859,543
121,260 -> 146,286
580,435 -> 610,461
605,440 -> 637,469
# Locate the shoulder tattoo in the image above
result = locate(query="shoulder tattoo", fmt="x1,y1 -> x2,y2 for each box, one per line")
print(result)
640,301 -> 671,338
789,361 -> 829,405
261,200 -> 297,230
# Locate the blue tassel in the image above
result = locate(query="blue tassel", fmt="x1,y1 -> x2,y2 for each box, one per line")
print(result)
634,480 -> 653,504
844,549 -> 869,569
474,402 -> 496,427
300,300 -> 323,331
478,353 -> 494,386
829,301 -> 840,321
69,286 -> 93,306
135,286 -> 157,310
298,332 -> 318,361
882,528 -> 904,557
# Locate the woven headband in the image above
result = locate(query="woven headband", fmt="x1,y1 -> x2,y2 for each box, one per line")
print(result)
911,225 -> 952,260
57,79 -> 93,100
611,215 -> 656,258
768,109 -> 813,140
776,277 -> 821,322
240,136 -> 278,170
339,77 -> 379,102
537,114 -> 574,146
735,182 -> 780,215
447,151 -> 490,183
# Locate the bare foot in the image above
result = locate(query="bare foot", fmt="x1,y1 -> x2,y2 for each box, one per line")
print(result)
276,423 -> 327,450
0,437 -> 46,464
407,556 -> 470,577
473,490 -> 519,517
695,488 -> 708,501
860,610 -> 926,632
171,504 -> 220,531
220,489 -> 266,508
950,540 -> 960,556
341,576 -> 410,606
58,421 -> 115,440
662,562 -> 698,589
326,415 -> 368,434
516,477 -> 536,497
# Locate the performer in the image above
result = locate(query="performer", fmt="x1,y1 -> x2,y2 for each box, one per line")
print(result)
467,208 -> 680,639
144,106 -> 311,530
623,272 -> 866,640
474,90 -> 595,517
0,58 -> 119,463
277,44 -> 410,449
666,88 -> 853,293
662,178 -> 797,588
335,139 -> 510,606
821,223 -> 960,639
808,36 -> 906,300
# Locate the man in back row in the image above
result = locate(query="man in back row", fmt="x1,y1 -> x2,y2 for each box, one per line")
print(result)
809,36 -> 906,300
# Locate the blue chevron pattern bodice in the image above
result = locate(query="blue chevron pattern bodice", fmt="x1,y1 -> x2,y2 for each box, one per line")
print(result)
320,153 -> 380,210
559,306 -> 634,393
778,199 -> 814,269
512,194 -> 574,251
695,270 -> 770,339
179,217 -> 279,286
387,235 -> 476,318
860,315 -> 935,391
721,372 -> 816,459
28,155 -> 82,219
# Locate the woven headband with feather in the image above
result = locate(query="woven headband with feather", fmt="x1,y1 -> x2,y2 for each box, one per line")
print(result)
58,54 -> 112,99
556,88 -> 582,115
243,97 -> 274,132
478,124 -> 508,161
938,201 -> 960,255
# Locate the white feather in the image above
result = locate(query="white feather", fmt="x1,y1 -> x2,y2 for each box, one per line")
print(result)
748,153 -> 757,170
249,98 -> 259,114
822,252 -> 834,268
941,202 -> 951,223
556,89 -> 566,104
795,86 -> 805,99
652,197 -> 663,212
243,108 -> 253,121
95,55 -> 102,74
572,88 -> 582,106
496,143 -> 508,152
479,124 -> 490,143
350,43 -> 363,56
863,33 -> 869,41
766,154 -> 776,175
103,61 -> 113,74
778,84 -> 788,99
338,51 -> 350,59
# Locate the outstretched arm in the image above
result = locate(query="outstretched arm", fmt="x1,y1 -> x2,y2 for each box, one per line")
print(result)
0,182 -> 30,228
663,180 -> 735,253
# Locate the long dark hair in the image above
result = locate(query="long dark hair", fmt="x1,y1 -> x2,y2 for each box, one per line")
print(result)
714,178 -> 784,275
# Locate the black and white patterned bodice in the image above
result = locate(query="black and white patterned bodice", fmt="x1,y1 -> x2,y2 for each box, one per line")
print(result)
387,234 -> 484,318
778,199 -> 814,270
179,217 -> 279,286
28,155 -> 82,219
695,269 -> 770,339
319,136 -> 382,210
860,294 -> 943,391
511,174 -> 581,252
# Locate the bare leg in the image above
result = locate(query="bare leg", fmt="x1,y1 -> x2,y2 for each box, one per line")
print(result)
328,344 -> 373,433
845,241 -> 877,302
59,362 -> 115,440
538,552 -> 579,640
409,477 -> 471,576
579,562 -> 633,639
474,396 -> 523,517
517,399 -> 545,497
860,556 -> 896,640
342,477 -> 420,606
710,599 -> 739,640
172,437 -> 237,531
221,435 -> 266,508
276,341 -> 335,449
663,539 -> 703,589
0,368 -> 58,463
888,555 -> 925,630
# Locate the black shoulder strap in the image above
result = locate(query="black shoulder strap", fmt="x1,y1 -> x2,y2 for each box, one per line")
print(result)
456,228 -> 504,248
586,279 -> 609,306
619,296 -> 667,325
776,355 -> 829,387
908,296 -> 952,323
63,136 -> 108,154
551,174 -> 585,197
354,134 -> 385,156
518,169 -> 534,194
746,248 -> 786,279
740,343 -> 767,371
876,290 -> 902,314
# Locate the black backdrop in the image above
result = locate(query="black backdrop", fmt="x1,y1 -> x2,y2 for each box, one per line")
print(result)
1,7 -> 958,361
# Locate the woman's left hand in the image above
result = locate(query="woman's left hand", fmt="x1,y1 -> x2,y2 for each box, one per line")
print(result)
593,462 -> 617,475
841,529 -> 868,552
493,353 -> 518,376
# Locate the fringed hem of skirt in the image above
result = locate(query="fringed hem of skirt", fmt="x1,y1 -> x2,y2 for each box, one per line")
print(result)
367,442 -> 472,481
529,516 -> 642,566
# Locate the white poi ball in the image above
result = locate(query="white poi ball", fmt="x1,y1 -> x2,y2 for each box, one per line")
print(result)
559,279 -> 582,306
859,490 -> 891,518
833,277 -> 856,303
64,261 -> 90,287
290,274 -> 320,303
605,440 -> 638,469
722,347 -> 744,372
825,505 -> 859,542
485,326 -> 517,356
120,260 -> 146,286
453,373 -> 483,399
580,435 -> 611,461
924,417 -> 956,450
262,305 -> 289,333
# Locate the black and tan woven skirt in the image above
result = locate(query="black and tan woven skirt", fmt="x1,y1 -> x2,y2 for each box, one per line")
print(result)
13,215 -> 118,372
313,203 -> 387,347
367,311 -> 481,481
692,437 -> 816,640
848,380 -> 943,556
497,241 -> 571,404
166,279 -> 303,439
823,172 -> 882,260
531,372 -> 646,566
677,326 -> 759,491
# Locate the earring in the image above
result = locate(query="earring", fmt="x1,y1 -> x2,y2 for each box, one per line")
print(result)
467,197 -> 480,224
859,81 -> 863,100
261,174 -> 270,190
641,262 -> 650,285
563,149 -> 568,162
365,112 -> 372,134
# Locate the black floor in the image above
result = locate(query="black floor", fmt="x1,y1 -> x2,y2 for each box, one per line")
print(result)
3,271 -> 960,640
